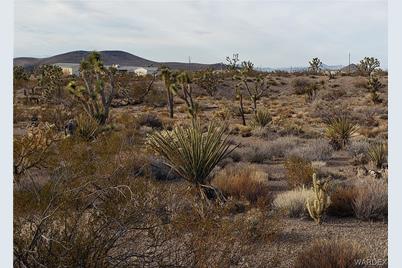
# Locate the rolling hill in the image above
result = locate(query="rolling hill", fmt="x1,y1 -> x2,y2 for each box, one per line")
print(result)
13,50 -> 225,71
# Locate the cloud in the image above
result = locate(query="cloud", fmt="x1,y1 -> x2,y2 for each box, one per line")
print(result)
14,0 -> 387,67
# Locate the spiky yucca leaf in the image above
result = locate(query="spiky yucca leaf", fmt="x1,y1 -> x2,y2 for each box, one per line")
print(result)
253,109 -> 272,128
367,142 -> 387,169
325,116 -> 358,149
147,121 -> 236,185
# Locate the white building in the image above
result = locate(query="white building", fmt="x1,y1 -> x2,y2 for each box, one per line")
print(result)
53,63 -> 80,76
134,67 -> 148,76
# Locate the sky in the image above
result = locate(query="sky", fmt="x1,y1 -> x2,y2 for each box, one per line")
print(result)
14,0 -> 388,68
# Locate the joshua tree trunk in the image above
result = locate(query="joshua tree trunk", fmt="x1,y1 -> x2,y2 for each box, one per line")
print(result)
167,90 -> 174,118
239,94 -> 246,126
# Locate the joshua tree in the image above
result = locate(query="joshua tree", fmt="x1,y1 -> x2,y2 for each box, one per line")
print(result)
358,57 -> 380,76
160,67 -> 177,118
36,64 -> 64,101
195,68 -> 220,96
66,51 -> 117,125
308,57 -> 322,74
173,71 -> 198,119
241,61 -> 254,73
226,53 -> 239,70
235,84 -> 246,126
234,70 -> 269,115
367,76 -> 383,103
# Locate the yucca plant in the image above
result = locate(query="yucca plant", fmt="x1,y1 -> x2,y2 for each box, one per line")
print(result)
325,116 -> 358,150
367,142 -> 387,169
75,114 -> 99,141
253,109 -> 272,128
146,121 -> 236,195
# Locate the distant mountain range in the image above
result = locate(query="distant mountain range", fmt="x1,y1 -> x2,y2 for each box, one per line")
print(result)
14,50 -> 355,73
13,50 -> 225,71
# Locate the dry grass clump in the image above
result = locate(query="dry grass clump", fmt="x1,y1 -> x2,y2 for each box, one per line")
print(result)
253,109 -> 272,127
353,178 -> 387,220
273,187 -> 313,217
327,184 -> 357,217
212,164 -> 270,204
287,138 -> 333,161
293,239 -> 367,268
284,156 -> 315,188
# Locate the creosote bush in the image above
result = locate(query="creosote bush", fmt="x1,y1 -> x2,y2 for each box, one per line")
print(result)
327,184 -> 357,217
293,239 -> 367,268
284,156 -> 315,188
273,187 -> 314,218
353,178 -> 387,220
212,164 -> 270,204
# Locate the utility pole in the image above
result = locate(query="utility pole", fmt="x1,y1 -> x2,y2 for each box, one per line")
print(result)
348,52 -> 351,73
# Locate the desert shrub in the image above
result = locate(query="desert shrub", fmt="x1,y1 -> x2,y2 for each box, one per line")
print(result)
269,136 -> 300,158
325,116 -> 358,150
144,88 -> 167,107
292,78 -> 312,95
38,106 -> 72,131
253,109 -> 272,127
347,139 -> 370,165
293,239 -> 367,268
241,136 -> 299,163
251,126 -> 277,139
212,164 -> 270,204
137,113 -> 163,129
353,178 -> 387,220
147,121 -> 236,193
367,142 -> 387,169
13,123 -> 58,176
273,187 -> 314,217
284,156 -> 315,188
321,88 -> 347,101
75,113 -> 99,141
287,139 -> 333,161
327,185 -> 357,217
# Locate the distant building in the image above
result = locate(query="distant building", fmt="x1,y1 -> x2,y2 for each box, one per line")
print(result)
53,63 -> 80,76
52,63 -> 158,77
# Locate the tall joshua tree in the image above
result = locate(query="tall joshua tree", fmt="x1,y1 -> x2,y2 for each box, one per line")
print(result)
67,51 -> 117,125
160,66 -> 177,118
226,53 -> 239,71
309,57 -> 322,74
234,70 -> 269,115
173,71 -> 198,119
358,57 -> 380,76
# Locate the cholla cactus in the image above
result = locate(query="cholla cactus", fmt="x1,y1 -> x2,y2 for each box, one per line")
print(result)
306,173 -> 330,224
36,64 -> 64,101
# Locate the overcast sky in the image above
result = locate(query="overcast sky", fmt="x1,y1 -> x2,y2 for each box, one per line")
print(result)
15,0 -> 387,68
